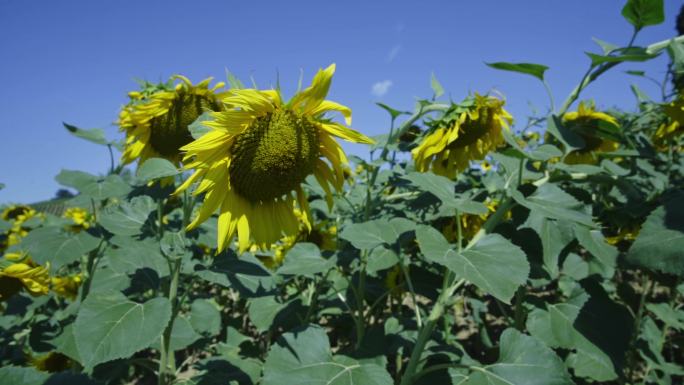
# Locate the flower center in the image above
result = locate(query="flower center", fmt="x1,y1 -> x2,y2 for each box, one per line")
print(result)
451,107 -> 494,148
229,109 -> 319,203
149,94 -> 217,157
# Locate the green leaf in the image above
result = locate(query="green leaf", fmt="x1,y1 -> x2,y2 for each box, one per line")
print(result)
416,226 -> 529,303
339,218 -> 416,250
0,366 -> 49,385
52,324 -> 82,363
80,174 -> 132,200
463,328 -> 572,385
574,225 -> 618,277
262,325 -> 393,385
627,196 -> 684,276
546,115 -> 585,153
512,184 -> 594,227
523,213 -> 573,278
74,292 -> 171,371
430,72 -> 445,98
646,303 -> 684,330
160,231 -> 191,260
55,169 -> 98,191
190,299 -> 222,336
276,243 -> 333,278
376,102 -> 408,121
366,246 -> 400,275
194,251 -> 274,296
593,37 -> 619,55
63,122 -> 109,145
99,195 -> 155,236
586,47 -> 658,67
485,62 -> 549,81
248,296 -> 287,332
107,237 -> 169,277
136,158 -> 179,182
528,144 -> 563,161
404,172 -> 488,214
622,0 -> 664,30
18,226 -> 100,270
153,316 -> 200,352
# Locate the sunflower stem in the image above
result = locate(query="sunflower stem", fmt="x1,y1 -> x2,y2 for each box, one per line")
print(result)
159,257 -> 182,385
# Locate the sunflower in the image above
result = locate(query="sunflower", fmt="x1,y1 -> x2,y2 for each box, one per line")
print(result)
562,101 -> 620,164
28,352 -> 73,372
119,76 -> 226,165
412,93 -> 512,178
0,260 -> 50,300
442,200 -> 504,243
63,207 -> 93,232
176,64 -> 373,253
1,205 -> 41,248
51,274 -> 82,300
653,96 -> 684,150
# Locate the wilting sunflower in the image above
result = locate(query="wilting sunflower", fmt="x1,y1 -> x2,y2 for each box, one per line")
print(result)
28,352 -> 73,372
176,64 -> 373,252
51,274 -> 82,300
653,96 -> 684,150
412,93 -> 512,178
119,76 -> 226,165
562,101 -> 620,164
0,260 -> 50,300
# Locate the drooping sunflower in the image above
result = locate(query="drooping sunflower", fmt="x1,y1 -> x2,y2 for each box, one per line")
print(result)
412,93 -> 512,178
0,260 -> 50,300
1,205 -> 41,248
442,200 -> 506,243
653,95 -> 684,150
562,101 -> 620,164
176,64 -> 373,253
119,76 -> 226,165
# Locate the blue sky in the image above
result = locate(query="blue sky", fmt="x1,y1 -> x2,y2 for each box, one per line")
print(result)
0,0 -> 681,203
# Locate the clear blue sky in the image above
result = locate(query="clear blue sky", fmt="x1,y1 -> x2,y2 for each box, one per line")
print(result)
0,0 -> 681,204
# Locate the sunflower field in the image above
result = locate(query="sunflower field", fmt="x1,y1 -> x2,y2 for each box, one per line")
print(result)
2,1 -> 684,385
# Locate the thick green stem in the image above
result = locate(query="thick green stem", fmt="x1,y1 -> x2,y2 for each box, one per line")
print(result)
79,240 -> 104,302
158,258 -> 182,385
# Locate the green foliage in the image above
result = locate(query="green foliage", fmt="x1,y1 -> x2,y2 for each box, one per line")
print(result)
2,5 -> 684,385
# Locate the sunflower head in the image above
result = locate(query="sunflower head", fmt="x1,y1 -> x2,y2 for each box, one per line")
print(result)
412,93 -> 512,178
63,207 -> 93,232
562,101 -> 620,164
119,76 -> 226,165
653,96 -> 684,149
0,260 -> 50,299
176,64 -> 374,253
442,200 -> 503,243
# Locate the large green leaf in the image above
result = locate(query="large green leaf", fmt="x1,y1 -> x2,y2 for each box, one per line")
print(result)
586,47 -> 658,67
18,226 -> 100,270
416,226 -> 529,303
74,292 -> 171,371
574,225 -> 617,277
153,316 -> 201,352
404,172 -> 488,214
627,197 -> 684,276
0,366 -> 49,385
339,217 -> 416,250
98,195 -> 155,236
80,174 -> 132,200
464,328 -> 572,385
55,169 -> 98,191
190,299 -> 222,336
512,184 -> 594,226
622,0 -> 664,30
277,243 -> 333,278
194,251 -> 274,296
522,213 -> 573,278
262,325 -> 393,385
107,237 -> 169,277
485,62 -> 549,81
526,285 -> 633,381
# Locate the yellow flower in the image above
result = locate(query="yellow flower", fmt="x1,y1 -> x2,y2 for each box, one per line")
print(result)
653,96 -> 684,149
0,261 -> 50,299
412,94 -> 512,178
605,225 -> 641,246
63,207 -> 92,231
562,101 -> 620,165
176,64 -> 374,253
28,352 -> 72,372
51,274 -> 83,300
1,205 -> 43,249
119,76 -> 226,165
